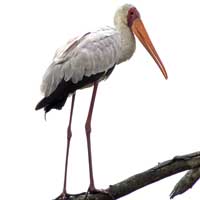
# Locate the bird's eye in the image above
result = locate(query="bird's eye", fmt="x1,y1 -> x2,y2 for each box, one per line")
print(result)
130,11 -> 134,15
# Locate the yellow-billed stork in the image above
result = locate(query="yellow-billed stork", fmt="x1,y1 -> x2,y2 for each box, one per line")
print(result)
35,4 -> 168,200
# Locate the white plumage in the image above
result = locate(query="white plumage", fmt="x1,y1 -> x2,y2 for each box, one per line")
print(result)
41,27 -> 121,97
40,4 -> 137,97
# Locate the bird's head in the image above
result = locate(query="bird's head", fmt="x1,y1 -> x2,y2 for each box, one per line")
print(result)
114,4 -> 168,79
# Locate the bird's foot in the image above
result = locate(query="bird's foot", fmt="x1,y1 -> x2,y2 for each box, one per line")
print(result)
84,187 -> 115,200
54,192 -> 86,200
54,192 -> 69,200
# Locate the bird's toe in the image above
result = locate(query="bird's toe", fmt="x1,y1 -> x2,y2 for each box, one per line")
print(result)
54,192 -> 69,200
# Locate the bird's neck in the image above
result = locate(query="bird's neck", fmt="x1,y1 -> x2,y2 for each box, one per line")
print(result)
116,23 -> 136,64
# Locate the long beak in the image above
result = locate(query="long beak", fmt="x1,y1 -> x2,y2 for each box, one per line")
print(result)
131,18 -> 168,79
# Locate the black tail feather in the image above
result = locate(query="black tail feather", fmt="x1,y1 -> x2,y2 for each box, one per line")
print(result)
35,79 -> 70,114
35,97 -> 49,110
35,94 -> 68,115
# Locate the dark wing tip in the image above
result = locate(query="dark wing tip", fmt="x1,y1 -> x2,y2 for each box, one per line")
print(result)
35,104 -> 41,110
35,97 -> 48,111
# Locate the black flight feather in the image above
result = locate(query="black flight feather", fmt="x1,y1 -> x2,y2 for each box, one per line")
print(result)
35,66 -> 115,115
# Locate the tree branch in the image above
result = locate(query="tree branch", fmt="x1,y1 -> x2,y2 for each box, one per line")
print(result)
170,167 -> 200,198
65,151 -> 200,200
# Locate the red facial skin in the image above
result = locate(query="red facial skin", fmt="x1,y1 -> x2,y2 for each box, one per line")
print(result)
127,7 -> 141,28
127,7 -> 168,79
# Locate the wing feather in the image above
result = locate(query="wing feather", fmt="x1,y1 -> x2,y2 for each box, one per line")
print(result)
41,27 -> 121,96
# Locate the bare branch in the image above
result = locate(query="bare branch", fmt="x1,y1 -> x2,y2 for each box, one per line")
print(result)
65,151 -> 200,200
170,167 -> 200,199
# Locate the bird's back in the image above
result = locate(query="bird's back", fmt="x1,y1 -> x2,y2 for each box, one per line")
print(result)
36,26 -> 121,113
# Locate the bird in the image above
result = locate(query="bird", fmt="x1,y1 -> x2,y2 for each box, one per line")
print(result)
35,4 -> 168,200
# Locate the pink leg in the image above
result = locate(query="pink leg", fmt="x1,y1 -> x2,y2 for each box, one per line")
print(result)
55,94 -> 76,200
63,93 -> 75,193
85,82 -> 98,192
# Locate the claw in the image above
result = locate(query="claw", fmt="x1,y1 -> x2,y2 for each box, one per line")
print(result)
54,192 -> 69,200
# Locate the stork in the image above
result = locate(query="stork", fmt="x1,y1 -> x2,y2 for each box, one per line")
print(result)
35,4 -> 168,200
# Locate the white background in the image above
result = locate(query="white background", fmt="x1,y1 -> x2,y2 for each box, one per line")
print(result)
0,0 -> 200,200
